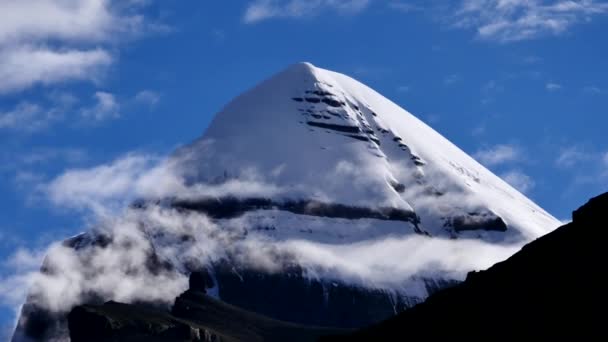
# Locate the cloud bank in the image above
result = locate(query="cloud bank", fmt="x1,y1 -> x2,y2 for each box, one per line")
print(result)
453,0 -> 608,42
1,150 -> 530,337
244,0 -> 371,23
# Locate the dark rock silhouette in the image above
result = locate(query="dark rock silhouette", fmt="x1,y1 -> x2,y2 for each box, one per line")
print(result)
325,192 -> 608,341
67,288 -> 347,342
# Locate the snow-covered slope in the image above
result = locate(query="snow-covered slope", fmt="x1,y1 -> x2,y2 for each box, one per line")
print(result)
174,62 -> 559,244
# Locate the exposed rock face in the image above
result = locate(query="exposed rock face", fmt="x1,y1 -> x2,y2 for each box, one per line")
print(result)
326,192 -> 608,340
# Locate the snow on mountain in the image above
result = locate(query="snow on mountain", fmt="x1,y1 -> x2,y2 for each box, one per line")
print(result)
173,62 -> 559,244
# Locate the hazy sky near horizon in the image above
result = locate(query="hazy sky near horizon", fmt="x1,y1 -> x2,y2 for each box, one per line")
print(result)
1,0 -> 608,335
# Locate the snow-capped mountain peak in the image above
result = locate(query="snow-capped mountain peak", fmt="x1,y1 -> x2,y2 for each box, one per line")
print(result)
174,62 -> 559,244
12,63 -> 562,340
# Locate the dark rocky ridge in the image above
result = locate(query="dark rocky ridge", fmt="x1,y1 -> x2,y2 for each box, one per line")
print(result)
67,290 -> 346,342
326,192 -> 608,340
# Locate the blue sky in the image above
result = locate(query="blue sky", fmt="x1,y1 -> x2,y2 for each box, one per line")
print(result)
1,0 -> 608,335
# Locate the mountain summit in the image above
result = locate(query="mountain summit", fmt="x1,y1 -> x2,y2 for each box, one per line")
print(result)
174,62 -> 558,243
13,63 -> 560,341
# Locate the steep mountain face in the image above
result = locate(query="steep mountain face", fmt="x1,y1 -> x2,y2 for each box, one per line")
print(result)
327,192 -> 608,340
12,63 -> 560,341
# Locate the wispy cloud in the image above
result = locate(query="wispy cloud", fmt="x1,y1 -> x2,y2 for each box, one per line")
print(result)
45,153 -> 164,215
0,90 -> 160,134
452,0 -> 608,42
500,169 -> 535,193
583,85 -> 603,94
474,144 -> 521,166
0,0 -> 160,94
244,0 -> 371,23
546,82 -> 562,91
0,150 -> 527,331
134,90 -> 161,108
81,91 -> 121,122
555,145 -> 608,194
0,102 -> 63,132
555,146 -> 594,168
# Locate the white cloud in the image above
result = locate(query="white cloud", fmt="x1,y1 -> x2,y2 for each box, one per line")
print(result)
43,153 -> 288,217
555,146 -> 595,168
583,85 -> 603,94
2,183 -> 523,324
546,82 -> 562,91
555,146 -> 608,189
45,154 -> 162,215
474,144 -> 521,166
1,88 -> 157,132
3,248 -> 46,272
0,0 -> 156,93
0,0 -> 146,45
244,0 -> 371,23
0,102 -> 62,132
81,91 -> 120,121
0,46 -> 112,94
453,0 -> 608,42
134,90 -> 161,108
0,146 -> 541,335
0,202 -> 521,321
500,169 -> 535,193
